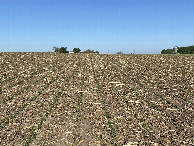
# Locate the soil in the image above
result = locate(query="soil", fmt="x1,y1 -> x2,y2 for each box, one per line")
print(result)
0,52 -> 193,145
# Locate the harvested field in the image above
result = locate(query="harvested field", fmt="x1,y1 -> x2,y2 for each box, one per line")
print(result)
0,52 -> 193,146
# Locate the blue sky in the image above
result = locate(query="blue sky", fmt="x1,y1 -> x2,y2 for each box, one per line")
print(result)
0,0 -> 193,54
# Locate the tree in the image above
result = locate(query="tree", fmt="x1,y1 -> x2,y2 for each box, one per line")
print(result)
53,46 -> 60,52
59,47 -> 69,53
161,49 -> 165,54
84,49 -> 99,53
73,48 -> 81,53
116,51 -> 123,54
84,49 -> 94,53
161,49 -> 173,54
178,46 -> 194,54
53,46 -> 69,53
161,45 -> 194,54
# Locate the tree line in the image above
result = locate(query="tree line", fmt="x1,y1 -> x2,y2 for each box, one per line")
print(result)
53,46 -> 99,54
161,45 -> 194,54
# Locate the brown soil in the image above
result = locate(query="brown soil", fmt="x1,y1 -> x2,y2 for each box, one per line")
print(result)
0,52 -> 193,146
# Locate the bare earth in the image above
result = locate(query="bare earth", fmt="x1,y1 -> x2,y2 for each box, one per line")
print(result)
0,52 -> 193,146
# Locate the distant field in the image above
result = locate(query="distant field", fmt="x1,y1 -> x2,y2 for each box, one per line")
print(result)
0,52 -> 193,145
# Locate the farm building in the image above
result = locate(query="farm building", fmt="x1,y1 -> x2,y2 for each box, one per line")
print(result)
173,46 -> 178,53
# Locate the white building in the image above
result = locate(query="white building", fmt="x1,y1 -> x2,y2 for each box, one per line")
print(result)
173,46 -> 178,53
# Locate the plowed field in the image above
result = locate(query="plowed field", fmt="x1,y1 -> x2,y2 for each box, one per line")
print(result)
0,52 -> 193,146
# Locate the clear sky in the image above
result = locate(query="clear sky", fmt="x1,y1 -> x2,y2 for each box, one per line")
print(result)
0,0 -> 193,54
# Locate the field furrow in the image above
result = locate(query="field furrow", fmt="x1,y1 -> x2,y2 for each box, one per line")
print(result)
0,53 -> 193,145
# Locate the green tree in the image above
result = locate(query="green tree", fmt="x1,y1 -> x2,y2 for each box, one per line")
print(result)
116,51 -> 123,54
53,46 -> 69,53
161,49 -> 165,54
84,49 -> 99,53
161,49 -> 173,54
178,46 -> 194,54
73,48 -> 81,53
161,45 -> 194,54
84,49 -> 94,53
59,47 -> 69,53
53,46 -> 60,52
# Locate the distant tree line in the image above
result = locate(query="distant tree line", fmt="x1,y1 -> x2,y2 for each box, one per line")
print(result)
53,47 -> 99,54
84,49 -> 99,54
161,49 -> 174,54
116,51 -> 123,54
53,46 -> 69,53
177,46 -> 194,54
161,45 -> 194,54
